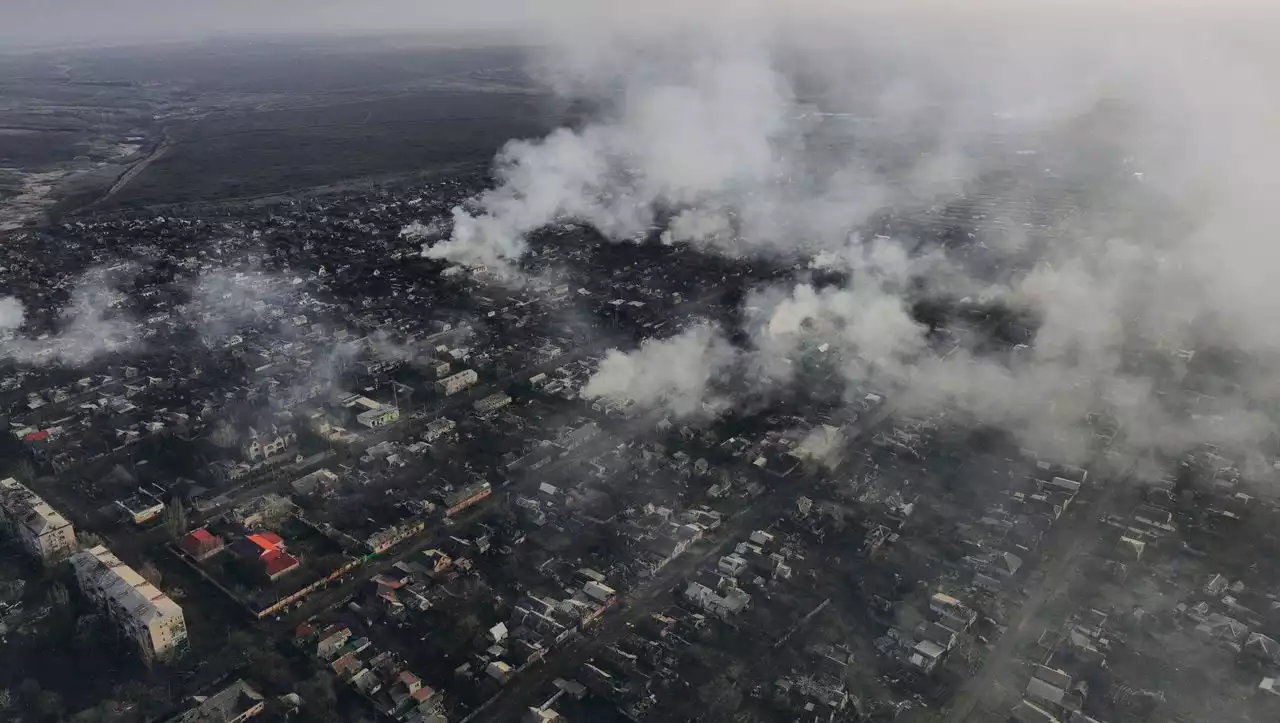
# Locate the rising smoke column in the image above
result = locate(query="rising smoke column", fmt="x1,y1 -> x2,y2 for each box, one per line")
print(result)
581,323 -> 738,420
0,266 -> 142,366
0,297 -> 24,332
445,0 -> 1280,470
425,39 -> 806,269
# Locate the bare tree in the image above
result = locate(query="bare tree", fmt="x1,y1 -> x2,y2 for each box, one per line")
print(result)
210,423 -> 239,449
138,561 -> 162,587
77,531 -> 105,549
47,581 -> 70,608
164,500 -> 187,541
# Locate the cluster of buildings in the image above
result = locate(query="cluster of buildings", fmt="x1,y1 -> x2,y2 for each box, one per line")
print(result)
11,162 -> 1276,723
0,172 -> 773,722
1,477 -> 189,664
301,623 -> 447,722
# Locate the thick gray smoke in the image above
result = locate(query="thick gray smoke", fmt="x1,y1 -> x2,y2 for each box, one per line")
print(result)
449,1 -> 1280,470
0,267 -> 141,365
581,323 -> 737,420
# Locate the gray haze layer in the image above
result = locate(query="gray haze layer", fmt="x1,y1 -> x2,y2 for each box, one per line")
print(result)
415,1 -> 1280,476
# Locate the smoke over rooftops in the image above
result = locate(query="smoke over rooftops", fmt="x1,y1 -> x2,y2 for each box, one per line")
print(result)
446,1 -> 1280,469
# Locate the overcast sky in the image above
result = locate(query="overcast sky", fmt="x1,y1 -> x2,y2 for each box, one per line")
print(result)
7,0 -> 1279,51
0,0 -> 554,49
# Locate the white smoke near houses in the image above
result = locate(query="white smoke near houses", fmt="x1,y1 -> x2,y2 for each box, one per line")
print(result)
0,266 -> 142,366
181,269 -> 298,348
581,323 -> 738,420
0,297 -> 25,331
434,0 -> 1280,471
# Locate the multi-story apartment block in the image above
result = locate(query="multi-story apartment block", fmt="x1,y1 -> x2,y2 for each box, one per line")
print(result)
70,545 -> 188,663
437,369 -> 479,396
0,477 -> 76,564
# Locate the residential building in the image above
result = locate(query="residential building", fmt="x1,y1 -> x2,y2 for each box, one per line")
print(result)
177,528 -> 226,561
230,494 -> 294,528
365,519 -> 425,553
71,545 -> 188,663
171,679 -> 265,723
684,580 -> 751,618
524,708 -> 563,723
291,468 -> 340,497
1025,665 -> 1083,713
718,554 -> 749,577
446,481 -> 492,517
0,477 -> 76,564
582,581 -> 616,604
473,392 -> 512,415
231,532 -> 300,580
116,492 -> 165,526
486,660 -> 515,684
244,427 -> 295,462
437,369 -> 479,396
1011,699 -> 1062,723
424,418 -> 456,442
908,640 -> 947,673
316,625 -> 352,659
357,405 -> 400,429
930,592 -> 977,631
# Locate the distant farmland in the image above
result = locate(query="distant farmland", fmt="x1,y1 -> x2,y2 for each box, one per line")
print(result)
103,88 -> 558,208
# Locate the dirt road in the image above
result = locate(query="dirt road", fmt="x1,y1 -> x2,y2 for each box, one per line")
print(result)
85,128 -> 174,209
939,465 -> 1131,722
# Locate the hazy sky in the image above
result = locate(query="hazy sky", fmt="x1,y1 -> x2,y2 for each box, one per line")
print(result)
1,0 -> 549,49
9,0 -> 1279,51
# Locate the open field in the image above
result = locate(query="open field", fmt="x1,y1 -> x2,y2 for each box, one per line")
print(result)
101,89 -> 553,208
0,37 -> 566,221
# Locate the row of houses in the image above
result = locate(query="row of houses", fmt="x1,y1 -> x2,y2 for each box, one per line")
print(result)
304,624 -> 446,723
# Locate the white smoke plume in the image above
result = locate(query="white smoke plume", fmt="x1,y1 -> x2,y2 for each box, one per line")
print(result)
0,297 -> 24,331
181,269 -> 298,347
581,323 -> 738,420
0,266 -> 141,366
426,44 -> 802,268
442,0 -> 1280,473
400,218 -> 449,243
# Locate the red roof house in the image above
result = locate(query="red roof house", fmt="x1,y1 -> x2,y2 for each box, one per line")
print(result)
232,531 -> 300,579
263,551 -> 300,579
247,532 -> 285,553
178,528 -> 225,561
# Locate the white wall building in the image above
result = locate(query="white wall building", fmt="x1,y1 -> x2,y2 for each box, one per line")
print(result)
684,580 -> 751,618
0,477 -> 76,564
438,369 -> 479,396
71,545 -> 188,663
356,405 -> 400,428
